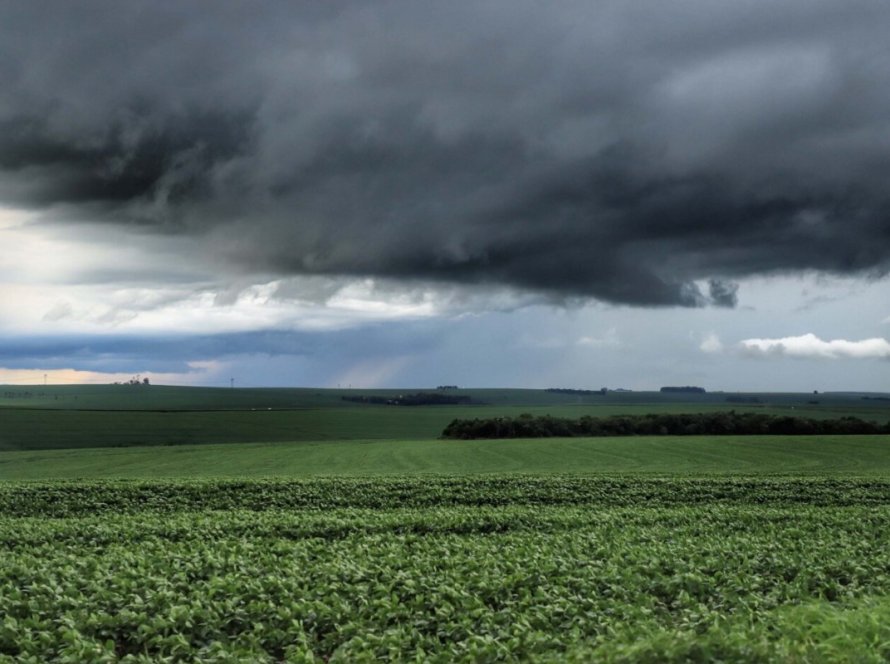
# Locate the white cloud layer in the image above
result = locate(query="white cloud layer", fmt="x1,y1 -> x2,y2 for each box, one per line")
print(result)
0,209 -> 420,335
0,206 -> 554,337
739,333 -> 890,360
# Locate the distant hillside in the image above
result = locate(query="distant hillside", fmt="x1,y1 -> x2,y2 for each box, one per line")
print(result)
2,384 -> 890,412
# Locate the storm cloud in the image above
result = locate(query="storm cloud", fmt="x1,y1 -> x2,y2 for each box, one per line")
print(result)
2,1 -> 890,306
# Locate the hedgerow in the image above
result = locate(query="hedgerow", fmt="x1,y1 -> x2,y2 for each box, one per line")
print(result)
441,411 -> 890,439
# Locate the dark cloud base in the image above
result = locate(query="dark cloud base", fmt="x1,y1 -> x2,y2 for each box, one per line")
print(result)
2,1 -> 890,306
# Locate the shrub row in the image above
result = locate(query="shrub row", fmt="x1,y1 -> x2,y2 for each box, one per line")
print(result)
442,411 -> 890,439
3,477 -> 890,517
342,393 -> 474,406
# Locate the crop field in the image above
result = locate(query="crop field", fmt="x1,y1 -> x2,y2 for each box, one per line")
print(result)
2,386 -> 889,452
3,477 -> 890,662
3,386 -> 890,661
3,434 -> 890,480
5,384 -> 887,412
7,404 -> 888,452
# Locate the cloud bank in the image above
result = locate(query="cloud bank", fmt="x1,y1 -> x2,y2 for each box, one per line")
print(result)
2,2 -> 890,307
740,333 -> 890,359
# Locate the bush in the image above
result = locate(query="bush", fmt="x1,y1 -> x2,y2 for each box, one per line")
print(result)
441,412 -> 889,439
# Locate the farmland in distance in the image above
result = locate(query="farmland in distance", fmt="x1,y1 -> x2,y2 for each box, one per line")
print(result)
2,385 -> 890,661
2,384 -> 889,452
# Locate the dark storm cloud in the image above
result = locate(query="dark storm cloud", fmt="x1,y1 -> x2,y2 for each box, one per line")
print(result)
2,0 -> 890,306
708,280 -> 739,309
0,112 -> 250,214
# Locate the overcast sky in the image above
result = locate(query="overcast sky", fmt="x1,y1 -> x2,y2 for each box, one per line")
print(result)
1,1 -> 889,390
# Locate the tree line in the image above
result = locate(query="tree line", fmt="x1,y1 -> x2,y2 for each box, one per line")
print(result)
343,393 -> 475,406
441,411 -> 890,439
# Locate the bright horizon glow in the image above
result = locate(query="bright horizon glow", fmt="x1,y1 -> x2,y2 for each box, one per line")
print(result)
0,362 -> 222,386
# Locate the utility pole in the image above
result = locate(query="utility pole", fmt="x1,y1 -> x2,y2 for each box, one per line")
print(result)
230,378 -> 234,389
44,374 -> 47,386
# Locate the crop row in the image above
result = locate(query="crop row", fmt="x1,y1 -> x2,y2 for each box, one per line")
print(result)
2,501 -> 890,661
4,476 -> 890,517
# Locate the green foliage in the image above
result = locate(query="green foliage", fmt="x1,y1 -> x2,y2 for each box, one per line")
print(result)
3,476 -> 890,516
3,386 -> 889,660
442,412 -> 890,439
1,477 -> 890,661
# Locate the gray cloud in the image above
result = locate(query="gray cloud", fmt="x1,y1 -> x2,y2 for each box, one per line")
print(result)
2,1 -> 890,306
708,280 -> 739,308
0,324 -> 444,375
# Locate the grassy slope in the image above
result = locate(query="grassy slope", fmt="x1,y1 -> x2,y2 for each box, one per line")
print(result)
3,434 -> 889,479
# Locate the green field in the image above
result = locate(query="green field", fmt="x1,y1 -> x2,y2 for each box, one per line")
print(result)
4,404 -> 890,452
2,434 -> 890,480
3,477 -> 890,661
2,385 -> 889,452
3,385 -> 890,661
